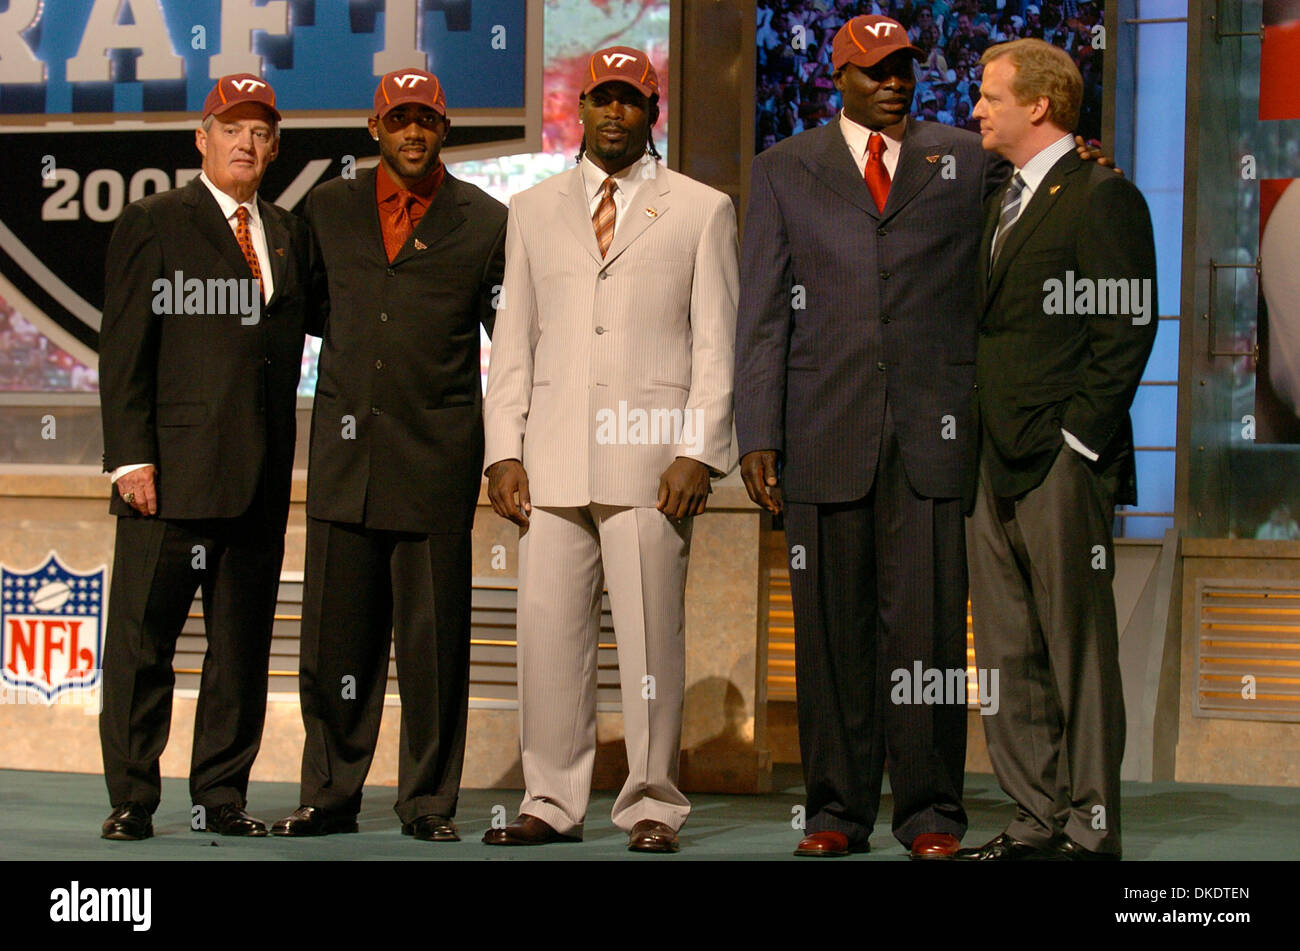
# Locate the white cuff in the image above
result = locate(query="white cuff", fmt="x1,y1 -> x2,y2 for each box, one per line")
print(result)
1061,429 -> 1099,462
110,463 -> 151,483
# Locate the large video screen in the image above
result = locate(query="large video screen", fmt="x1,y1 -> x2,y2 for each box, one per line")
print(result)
756,0 -> 1104,153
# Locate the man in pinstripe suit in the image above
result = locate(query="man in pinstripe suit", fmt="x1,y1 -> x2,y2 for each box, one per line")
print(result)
735,15 -> 1010,859
482,46 -> 738,853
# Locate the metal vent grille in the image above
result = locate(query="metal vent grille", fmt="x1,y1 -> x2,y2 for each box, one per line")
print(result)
1195,579 -> 1300,721
175,575 -> 620,709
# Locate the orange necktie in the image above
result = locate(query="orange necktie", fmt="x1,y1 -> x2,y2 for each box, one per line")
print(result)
593,178 -> 617,258
864,133 -> 891,213
234,207 -> 264,301
386,192 -> 417,262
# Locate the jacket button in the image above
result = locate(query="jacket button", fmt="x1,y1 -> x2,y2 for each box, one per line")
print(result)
595,326 -> 606,334
879,270 -> 891,280
380,312 -> 389,322
264,357 -> 272,364
371,406 -> 381,415
877,228 -> 887,237
877,361 -> 886,371
375,359 -> 384,369
386,268 -> 395,277
599,271 -> 608,280
881,314 -> 891,324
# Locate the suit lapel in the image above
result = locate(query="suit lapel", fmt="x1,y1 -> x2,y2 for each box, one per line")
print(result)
343,167 -> 392,267
258,197 -> 290,304
805,121 -> 879,219
558,167 -> 605,266
184,178 -> 254,281
882,119 -> 945,218
602,162 -> 671,265
985,150 -> 1080,304
391,171 -> 467,266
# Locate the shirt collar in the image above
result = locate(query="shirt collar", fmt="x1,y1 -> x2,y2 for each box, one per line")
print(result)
581,152 -> 649,203
839,111 -> 903,164
376,160 -> 444,208
199,171 -> 260,226
1015,133 -> 1076,196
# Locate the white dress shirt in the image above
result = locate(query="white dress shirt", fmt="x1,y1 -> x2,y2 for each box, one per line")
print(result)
994,132 -> 1099,461
839,111 -> 902,179
111,173 -> 274,484
582,153 -> 651,239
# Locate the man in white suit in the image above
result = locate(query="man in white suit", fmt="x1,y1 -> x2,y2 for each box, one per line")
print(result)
482,46 -> 738,853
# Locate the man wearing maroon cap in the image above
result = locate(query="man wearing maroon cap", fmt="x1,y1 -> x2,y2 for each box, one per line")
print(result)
272,68 -> 506,842
98,74 -> 317,840
483,46 -> 737,852
735,14 -> 1010,859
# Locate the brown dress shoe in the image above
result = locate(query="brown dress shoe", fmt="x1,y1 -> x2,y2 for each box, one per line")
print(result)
909,832 -> 961,860
627,820 -> 679,853
794,830 -> 856,856
481,814 -> 580,846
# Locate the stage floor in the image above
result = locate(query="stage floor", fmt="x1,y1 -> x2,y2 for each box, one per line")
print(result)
4,766 -> 1298,861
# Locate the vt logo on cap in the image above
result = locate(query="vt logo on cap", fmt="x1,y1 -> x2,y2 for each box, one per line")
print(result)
831,15 -> 923,70
602,52 -> 638,69
374,68 -> 447,117
582,45 -> 659,97
229,78 -> 268,93
393,74 -> 430,89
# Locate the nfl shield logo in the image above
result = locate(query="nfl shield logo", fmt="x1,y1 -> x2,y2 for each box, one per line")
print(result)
1,553 -> 105,702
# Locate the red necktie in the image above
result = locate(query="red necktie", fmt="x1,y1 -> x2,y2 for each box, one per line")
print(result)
593,178 -> 617,258
864,132 -> 891,213
387,191 -> 416,261
234,207 -> 264,301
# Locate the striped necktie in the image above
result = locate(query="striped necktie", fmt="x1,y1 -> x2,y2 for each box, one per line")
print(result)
593,177 -> 617,258
234,206 -> 264,301
990,172 -> 1026,268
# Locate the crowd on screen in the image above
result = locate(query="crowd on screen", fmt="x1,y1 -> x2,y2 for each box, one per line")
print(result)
0,297 -> 95,391
756,0 -> 1104,151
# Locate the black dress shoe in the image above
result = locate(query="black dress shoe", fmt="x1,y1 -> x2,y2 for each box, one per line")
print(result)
954,832 -> 1062,861
1053,838 -> 1121,862
402,815 -> 459,841
202,803 -> 268,836
270,805 -> 359,837
101,802 -> 153,841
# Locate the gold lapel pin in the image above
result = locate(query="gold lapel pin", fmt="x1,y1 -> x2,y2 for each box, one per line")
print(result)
414,238 -> 428,250
274,247 -> 285,257
926,154 -> 941,163
1049,185 -> 1062,195
645,207 -> 658,218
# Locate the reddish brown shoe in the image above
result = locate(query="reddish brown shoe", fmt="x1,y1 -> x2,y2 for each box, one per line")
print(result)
794,831 -> 853,856
482,814 -> 580,846
910,832 -> 961,860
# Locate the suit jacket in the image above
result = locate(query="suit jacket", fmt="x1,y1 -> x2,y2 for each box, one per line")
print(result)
735,118 -> 1008,503
976,149 -> 1157,505
99,176 -> 315,525
483,160 -> 738,508
304,167 -> 506,534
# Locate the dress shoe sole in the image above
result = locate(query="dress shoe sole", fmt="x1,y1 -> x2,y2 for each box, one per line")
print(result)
482,833 -> 580,846
102,826 -> 153,841
271,820 -> 359,837
909,850 -> 958,861
402,825 -> 460,842
207,825 -> 269,837
793,846 -> 851,857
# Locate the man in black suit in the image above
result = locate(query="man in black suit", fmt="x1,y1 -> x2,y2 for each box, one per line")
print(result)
736,15 -> 1008,859
98,75 -> 315,840
956,39 -> 1156,862
272,69 -> 506,841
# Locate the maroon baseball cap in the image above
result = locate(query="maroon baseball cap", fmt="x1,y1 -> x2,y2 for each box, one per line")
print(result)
202,74 -> 281,122
373,68 -> 447,118
581,46 -> 660,98
832,15 -> 923,70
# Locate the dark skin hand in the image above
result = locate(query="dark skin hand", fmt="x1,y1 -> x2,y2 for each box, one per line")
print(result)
487,459 -> 531,527
1074,134 -> 1122,175
740,451 -> 783,515
658,457 -> 712,520
488,456 -> 712,525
